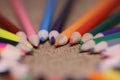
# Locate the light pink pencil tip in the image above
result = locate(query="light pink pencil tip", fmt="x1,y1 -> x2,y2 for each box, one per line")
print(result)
34,42 -> 39,47
69,38 -> 73,44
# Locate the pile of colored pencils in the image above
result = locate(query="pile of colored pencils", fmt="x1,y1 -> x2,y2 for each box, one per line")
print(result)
0,0 -> 120,79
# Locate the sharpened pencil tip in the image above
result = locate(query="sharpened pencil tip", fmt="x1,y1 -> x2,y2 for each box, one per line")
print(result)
26,50 -> 33,55
69,38 -> 73,44
80,40 -> 84,45
26,43 -> 33,49
50,36 -> 55,44
55,42 -> 59,46
34,42 -> 39,47
88,48 -> 94,52
100,50 -> 106,53
21,50 -> 26,54
40,37 -> 45,42
79,46 -> 83,52
28,35 -> 40,47
100,53 -> 106,57
18,57 -> 24,61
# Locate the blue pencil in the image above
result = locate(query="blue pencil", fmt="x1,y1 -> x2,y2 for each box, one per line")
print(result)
38,0 -> 56,42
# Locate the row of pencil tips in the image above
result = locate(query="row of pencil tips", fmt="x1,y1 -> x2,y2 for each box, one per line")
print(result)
1,0 -> 120,48
0,43 -> 32,80
0,43 -> 80,80
78,28 -> 120,80
83,52 -> 120,80
79,26 -> 120,52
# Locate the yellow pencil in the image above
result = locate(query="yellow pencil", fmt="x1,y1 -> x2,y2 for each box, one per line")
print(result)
0,28 -> 33,49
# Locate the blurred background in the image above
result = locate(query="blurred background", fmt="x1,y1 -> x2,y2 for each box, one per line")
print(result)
0,0 -> 119,78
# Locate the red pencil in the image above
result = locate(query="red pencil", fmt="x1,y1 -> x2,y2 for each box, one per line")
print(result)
0,14 -> 20,34
0,14 -> 33,49
69,0 -> 120,45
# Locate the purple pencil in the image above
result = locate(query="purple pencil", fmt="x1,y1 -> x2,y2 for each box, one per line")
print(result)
94,27 -> 120,38
49,0 -> 74,44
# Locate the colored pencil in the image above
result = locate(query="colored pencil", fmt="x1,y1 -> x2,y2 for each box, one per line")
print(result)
89,71 -> 107,80
90,70 -> 120,80
49,0 -> 73,44
55,0 -> 120,46
89,38 -> 120,53
39,0 -> 56,42
0,14 -> 20,34
0,43 -> 7,48
0,28 -> 33,49
9,0 -> 39,47
0,60 -> 9,73
95,27 -> 120,38
80,11 -> 120,44
0,37 -> 18,46
0,37 -> 33,52
80,32 -> 120,51
0,14 -> 33,48
101,45 -> 120,57
9,62 -> 30,80
69,1 -> 119,45
104,70 -> 120,80
99,56 -> 120,70
0,66 -> 15,80
0,43 -> 26,60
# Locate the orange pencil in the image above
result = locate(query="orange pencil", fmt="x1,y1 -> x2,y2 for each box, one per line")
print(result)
89,71 -> 107,80
0,48 -> 4,52
69,0 -> 119,45
55,0 -> 120,46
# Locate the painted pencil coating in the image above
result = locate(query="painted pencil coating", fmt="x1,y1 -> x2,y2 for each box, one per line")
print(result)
10,0 -> 39,46
80,32 -> 120,51
80,11 -> 120,44
70,0 -> 120,45
39,0 -> 56,42
0,37 -> 18,46
55,0 -> 120,46
49,0 -> 73,44
95,27 -> 120,38
0,14 -> 20,34
0,14 -> 33,48
0,28 -> 20,42
91,11 -> 120,36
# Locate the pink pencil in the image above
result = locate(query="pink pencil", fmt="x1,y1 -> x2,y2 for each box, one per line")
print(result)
9,0 -> 39,47
0,43 -> 26,58
0,43 -> 7,48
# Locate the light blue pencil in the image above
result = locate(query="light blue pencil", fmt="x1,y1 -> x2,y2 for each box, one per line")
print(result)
38,0 -> 56,42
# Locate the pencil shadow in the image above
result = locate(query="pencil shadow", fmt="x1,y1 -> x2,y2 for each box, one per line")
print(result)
40,39 -> 48,44
34,46 -> 39,49
55,45 -> 65,48
69,43 -> 79,47
26,50 -> 34,56
88,52 -> 100,55
79,50 -> 89,53
53,42 -> 70,48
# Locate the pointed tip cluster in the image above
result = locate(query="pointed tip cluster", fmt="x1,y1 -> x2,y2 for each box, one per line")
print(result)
40,37 -> 45,42
79,46 -> 83,52
34,41 -> 39,47
69,38 -> 73,44
80,40 -> 84,45
54,42 -> 59,47
50,36 -> 55,44
88,48 -> 94,52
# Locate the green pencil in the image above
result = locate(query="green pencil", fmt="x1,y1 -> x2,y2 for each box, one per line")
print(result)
80,11 -> 120,44
80,32 -> 120,51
